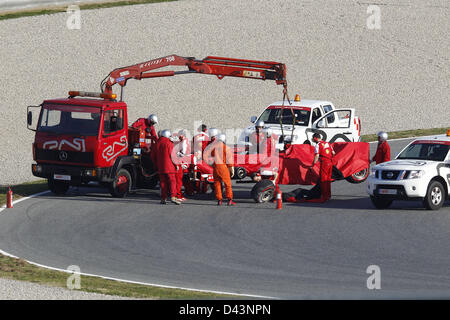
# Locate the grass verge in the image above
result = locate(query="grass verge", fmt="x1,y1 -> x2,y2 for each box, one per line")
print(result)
361,127 -> 448,143
0,254 -> 231,299
0,0 -> 177,21
0,180 -> 48,207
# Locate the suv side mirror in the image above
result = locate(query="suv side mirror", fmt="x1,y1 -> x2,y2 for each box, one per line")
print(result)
250,116 -> 257,123
313,119 -> 324,128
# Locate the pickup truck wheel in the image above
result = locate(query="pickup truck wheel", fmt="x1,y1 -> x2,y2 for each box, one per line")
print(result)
48,178 -> 70,195
370,196 -> 392,209
423,181 -> 445,210
251,179 -> 275,203
234,167 -> 247,180
346,168 -> 369,184
109,168 -> 132,198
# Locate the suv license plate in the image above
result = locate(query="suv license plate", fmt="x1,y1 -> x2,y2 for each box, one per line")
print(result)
54,174 -> 71,181
379,189 -> 397,195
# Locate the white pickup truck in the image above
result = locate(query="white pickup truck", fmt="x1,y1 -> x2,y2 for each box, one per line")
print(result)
239,95 -> 361,149
367,134 -> 450,210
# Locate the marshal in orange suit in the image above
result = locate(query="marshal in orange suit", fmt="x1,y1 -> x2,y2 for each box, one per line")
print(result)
203,133 -> 236,206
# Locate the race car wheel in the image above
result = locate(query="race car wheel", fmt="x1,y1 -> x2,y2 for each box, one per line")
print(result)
109,168 -> 132,198
234,167 -> 247,180
346,168 -> 369,184
370,196 -> 393,209
251,179 -> 275,203
423,180 -> 445,210
48,178 -> 70,195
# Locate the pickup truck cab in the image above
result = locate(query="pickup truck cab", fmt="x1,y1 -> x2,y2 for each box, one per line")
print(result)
239,95 -> 361,149
367,133 -> 450,210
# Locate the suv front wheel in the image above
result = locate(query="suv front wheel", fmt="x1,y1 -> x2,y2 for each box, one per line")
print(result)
423,180 -> 445,210
370,196 -> 392,209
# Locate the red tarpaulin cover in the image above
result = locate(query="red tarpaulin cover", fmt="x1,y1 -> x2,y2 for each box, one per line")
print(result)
276,142 -> 370,185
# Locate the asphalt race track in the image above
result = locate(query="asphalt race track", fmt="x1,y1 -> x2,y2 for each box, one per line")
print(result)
0,138 -> 449,299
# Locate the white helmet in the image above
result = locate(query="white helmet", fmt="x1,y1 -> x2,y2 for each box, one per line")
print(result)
378,131 -> 388,142
178,129 -> 187,138
264,128 -> 273,137
217,133 -> 226,142
208,128 -> 220,138
148,114 -> 158,124
160,129 -> 171,138
255,120 -> 265,128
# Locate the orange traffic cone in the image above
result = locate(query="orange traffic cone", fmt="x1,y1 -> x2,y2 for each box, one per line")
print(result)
6,187 -> 13,208
275,186 -> 282,210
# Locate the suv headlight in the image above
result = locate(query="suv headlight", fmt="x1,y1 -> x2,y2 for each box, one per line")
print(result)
370,168 -> 377,178
406,170 -> 424,179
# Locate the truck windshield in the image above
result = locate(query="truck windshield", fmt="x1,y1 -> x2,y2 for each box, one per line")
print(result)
258,108 -> 311,126
38,105 -> 101,136
397,143 -> 450,161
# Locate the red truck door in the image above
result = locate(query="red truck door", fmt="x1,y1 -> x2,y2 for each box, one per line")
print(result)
98,107 -> 129,167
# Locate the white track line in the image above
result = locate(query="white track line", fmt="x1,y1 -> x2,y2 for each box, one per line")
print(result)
0,192 -> 275,299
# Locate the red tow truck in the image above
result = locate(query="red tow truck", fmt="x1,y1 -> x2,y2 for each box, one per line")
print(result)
27,55 -> 287,197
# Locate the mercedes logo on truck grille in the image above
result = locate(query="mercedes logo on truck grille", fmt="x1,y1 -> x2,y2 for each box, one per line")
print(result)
59,151 -> 68,161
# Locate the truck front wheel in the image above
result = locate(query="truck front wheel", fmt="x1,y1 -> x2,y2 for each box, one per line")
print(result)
109,168 -> 132,198
48,178 -> 70,195
423,181 -> 445,210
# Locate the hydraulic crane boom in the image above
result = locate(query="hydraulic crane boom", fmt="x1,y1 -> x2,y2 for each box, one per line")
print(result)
101,54 -> 287,96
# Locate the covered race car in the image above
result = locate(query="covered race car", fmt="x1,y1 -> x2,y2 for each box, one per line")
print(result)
250,142 -> 370,202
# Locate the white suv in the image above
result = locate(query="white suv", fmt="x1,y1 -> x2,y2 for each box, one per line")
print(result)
367,134 -> 450,210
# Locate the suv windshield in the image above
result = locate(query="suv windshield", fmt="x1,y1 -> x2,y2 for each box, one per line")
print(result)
38,104 -> 101,136
258,108 -> 311,126
397,143 -> 450,161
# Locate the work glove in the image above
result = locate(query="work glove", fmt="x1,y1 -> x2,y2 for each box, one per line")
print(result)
229,167 -> 235,178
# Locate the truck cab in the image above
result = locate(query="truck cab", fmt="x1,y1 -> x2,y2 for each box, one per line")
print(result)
239,96 -> 361,149
28,92 -> 145,197
367,133 -> 450,210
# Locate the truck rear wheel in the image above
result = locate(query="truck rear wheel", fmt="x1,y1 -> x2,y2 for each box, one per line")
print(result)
109,168 -> 132,198
251,179 -> 275,203
370,196 -> 392,209
48,178 -> 70,195
423,181 -> 445,210
346,168 -> 369,184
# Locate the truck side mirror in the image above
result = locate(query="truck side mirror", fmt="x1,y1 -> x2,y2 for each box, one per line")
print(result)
27,105 -> 41,131
27,111 -> 32,126
250,116 -> 257,123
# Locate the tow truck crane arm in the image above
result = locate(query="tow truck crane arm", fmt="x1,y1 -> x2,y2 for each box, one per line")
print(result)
101,54 -> 287,96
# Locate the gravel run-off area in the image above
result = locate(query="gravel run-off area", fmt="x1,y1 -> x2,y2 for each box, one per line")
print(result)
0,0 -> 449,185
0,278 -> 131,300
